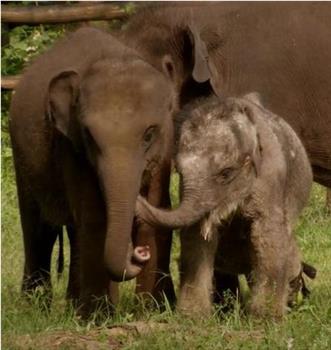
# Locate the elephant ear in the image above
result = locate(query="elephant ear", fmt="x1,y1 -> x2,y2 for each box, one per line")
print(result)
46,70 -> 80,143
161,24 -> 212,85
241,99 -> 264,177
161,24 -> 214,107
188,24 -> 212,83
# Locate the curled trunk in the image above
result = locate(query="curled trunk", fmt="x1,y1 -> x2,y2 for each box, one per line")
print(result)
136,189 -> 208,229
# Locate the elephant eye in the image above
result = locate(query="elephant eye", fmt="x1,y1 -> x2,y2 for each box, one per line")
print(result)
216,167 -> 236,184
143,125 -> 158,150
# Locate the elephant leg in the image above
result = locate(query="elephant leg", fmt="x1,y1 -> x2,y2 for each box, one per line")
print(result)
19,198 -> 60,304
178,224 -> 218,316
135,221 -> 175,305
108,281 -> 119,305
66,224 -> 80,303
77,221 -> 113,318
135,162 -> 175,305
213,271 -> 240,308
15,170 -> 61,302
248,219 -> 293,319
22,220 -> 60,297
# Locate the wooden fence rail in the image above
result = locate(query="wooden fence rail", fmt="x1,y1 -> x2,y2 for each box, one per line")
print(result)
1,3 -> 128,25
1,2 -> 132,90
1,75 -> 21,90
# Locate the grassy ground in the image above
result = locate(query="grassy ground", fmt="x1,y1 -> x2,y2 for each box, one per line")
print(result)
2,153 -> 331,349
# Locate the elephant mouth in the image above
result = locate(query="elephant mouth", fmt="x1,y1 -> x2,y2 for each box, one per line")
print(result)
132,245 -> 151,265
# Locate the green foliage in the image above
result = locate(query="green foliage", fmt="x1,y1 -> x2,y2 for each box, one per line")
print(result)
2,24 -> 66,76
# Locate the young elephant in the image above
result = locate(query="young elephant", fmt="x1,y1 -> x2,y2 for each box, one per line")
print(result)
9,27 -> 180,317
136,93 -> 313,318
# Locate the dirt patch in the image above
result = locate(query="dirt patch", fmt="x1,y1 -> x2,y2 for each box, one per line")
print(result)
3,321 -> 169,349
3,321 -> 265,349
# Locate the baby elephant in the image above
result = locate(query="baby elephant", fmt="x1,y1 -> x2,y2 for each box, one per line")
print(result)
136,93 -> 313,318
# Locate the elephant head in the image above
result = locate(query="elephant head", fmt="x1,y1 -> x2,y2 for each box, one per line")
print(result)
45,54 -> 181,282
123,14 -> 216,106
136,94 -> 262,237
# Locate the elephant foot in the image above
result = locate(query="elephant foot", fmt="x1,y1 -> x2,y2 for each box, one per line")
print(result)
135,274 -> 176,311
248,290 -> 286,320
75,281 -> 119,322
22,274 -> 53,310
177,299 -> 213,318
135,266 -> 176,310
177,284 -> 213,317
76,295 -> 115,323
248,303 -> 285,321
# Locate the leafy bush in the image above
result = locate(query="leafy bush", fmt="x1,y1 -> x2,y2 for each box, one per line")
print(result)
2,24 -> 66,76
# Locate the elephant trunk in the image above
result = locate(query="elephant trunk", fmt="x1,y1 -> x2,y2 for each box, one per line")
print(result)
136,180 -> 208,228
99,152 -> 150,282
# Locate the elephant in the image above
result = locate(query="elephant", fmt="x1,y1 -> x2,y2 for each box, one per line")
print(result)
136,93 -> 314,318
122,2 -> 330,302
123,2 -> 331,186
9,26 -> 195,317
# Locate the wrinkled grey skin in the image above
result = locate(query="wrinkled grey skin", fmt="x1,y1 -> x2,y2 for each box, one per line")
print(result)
123,2 -> 331,187
137,94 -> 313,318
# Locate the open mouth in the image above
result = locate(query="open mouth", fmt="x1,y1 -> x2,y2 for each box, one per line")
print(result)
132,245 -> 151,265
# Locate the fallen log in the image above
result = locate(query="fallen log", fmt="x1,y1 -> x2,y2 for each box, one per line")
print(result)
1,3 -> 128,25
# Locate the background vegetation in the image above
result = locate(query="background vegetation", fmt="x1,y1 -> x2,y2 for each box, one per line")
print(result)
2,4 -> 331,349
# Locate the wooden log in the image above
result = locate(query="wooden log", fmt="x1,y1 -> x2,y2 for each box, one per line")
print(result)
1,75 -> 20,90
1,3 -> 128,25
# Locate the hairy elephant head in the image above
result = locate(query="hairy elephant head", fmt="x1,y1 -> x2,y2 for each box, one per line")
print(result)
136,94 -> 263,237
45,54 -> 179,282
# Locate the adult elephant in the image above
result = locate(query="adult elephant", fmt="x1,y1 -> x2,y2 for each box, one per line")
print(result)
9,26 -> 208,317
122,2 -> 331,304
123,2 -> 331,187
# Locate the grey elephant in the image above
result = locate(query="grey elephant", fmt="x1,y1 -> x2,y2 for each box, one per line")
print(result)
136,93 -> 313,318
9,27 -> 184,317
124,2 -> 331,187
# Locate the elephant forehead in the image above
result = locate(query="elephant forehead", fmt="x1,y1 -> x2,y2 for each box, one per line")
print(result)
84,81 -> 169,111
81,59 -> 171,115
81,86 -> 171,133
181,118 -> 237,152
178,152 -> 209,173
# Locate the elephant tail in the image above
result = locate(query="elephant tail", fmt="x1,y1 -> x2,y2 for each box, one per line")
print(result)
57,229 -> 64,280
301,261 -> 317,298
302,262 -> 317,279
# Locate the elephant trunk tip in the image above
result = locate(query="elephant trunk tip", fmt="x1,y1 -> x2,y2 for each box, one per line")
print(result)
104,245 -> 151,282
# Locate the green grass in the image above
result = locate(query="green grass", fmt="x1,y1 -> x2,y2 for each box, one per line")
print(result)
2,153 -> 331,349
